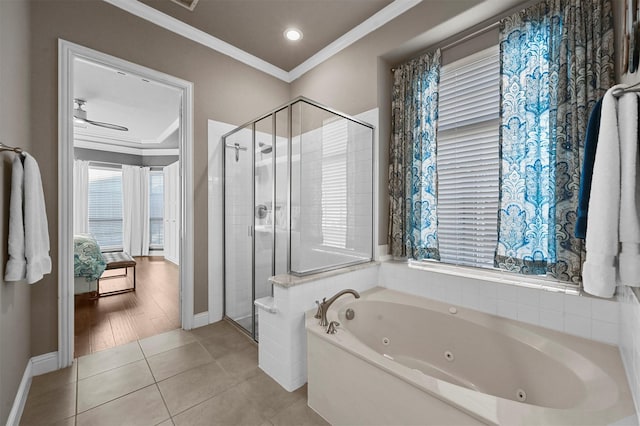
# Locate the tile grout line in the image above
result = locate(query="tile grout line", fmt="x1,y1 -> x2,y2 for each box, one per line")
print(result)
141,338 -> 175,424
160,334 -> 252,419
167,377 -> 248,419
75,342 -> 156,416
153,382 -> 173,425
140,340 -> 161,383
266,392 -> 304,422
146,337 -> 173,423
77,383 -> 159,416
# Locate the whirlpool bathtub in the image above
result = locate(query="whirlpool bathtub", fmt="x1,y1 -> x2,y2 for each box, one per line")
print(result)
306,287 -> 635,425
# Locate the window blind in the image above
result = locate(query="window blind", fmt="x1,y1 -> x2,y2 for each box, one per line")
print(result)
437,46 -> 500,268
88,167 -> 123,251
149,171 -> 164,249
321,118 -> 348,248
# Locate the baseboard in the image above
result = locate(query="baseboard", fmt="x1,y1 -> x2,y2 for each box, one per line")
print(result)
6,359 -> 31,426
192,311 -> 209,328
6,351 -> 60,426
31,351 -> 59,376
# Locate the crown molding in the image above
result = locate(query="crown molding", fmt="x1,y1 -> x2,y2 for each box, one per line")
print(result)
102,0 -> 290,81
102,0 -> 423,83
288,0 -> 422,81
145,118 -> 180,144
75,138 -> 179,156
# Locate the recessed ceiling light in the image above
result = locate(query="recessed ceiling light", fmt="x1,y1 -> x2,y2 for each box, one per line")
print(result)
284,28 -> 303,42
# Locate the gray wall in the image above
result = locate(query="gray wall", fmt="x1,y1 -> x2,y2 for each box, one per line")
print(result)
29,0 -> 290,356
0,0 -> 32,423
74,148 -> 178,167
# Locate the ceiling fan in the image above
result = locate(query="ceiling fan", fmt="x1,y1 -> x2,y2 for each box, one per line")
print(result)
73,99 -> 129,132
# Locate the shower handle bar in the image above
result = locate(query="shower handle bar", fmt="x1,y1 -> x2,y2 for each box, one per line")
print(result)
225,142 -> 248,162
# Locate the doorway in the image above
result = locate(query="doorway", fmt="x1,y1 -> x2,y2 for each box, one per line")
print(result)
58,40 -> 194,367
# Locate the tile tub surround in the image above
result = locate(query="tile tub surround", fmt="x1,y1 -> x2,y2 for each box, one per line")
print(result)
21,324 -> 327,426
258,259 -> 622,394
619,286 -> 640,417
378,261 -> 639,422
257,263 -> 380,391
379,261 -> 620,345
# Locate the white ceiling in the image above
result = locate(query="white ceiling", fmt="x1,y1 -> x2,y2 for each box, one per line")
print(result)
73,57 -> 182,152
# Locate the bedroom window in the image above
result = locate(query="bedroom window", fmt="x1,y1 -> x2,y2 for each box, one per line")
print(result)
149,171 -> 164,249
88,167 -> 123,251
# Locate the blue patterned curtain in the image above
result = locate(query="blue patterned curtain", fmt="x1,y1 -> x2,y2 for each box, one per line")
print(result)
495,0 -> 614,282
388,50 -> 441,259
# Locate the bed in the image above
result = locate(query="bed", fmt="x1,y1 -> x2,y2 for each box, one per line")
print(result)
73,234 -> 106,295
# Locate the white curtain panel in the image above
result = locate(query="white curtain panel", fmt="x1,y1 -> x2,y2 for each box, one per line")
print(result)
122,165 -> 150,256
73,159 -> 89,234
140,167 -> 150,256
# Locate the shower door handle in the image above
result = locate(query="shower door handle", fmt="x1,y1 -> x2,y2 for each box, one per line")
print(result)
248,225 -> 253,237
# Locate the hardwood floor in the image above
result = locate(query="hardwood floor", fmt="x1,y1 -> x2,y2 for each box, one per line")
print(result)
74,256 -> 180,358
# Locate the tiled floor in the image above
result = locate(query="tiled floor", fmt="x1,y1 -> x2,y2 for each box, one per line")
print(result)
21,321 -> 328,426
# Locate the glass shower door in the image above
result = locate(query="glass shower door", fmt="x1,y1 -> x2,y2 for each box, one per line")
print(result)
224,125 -> 254,336
253,116 -> 274,340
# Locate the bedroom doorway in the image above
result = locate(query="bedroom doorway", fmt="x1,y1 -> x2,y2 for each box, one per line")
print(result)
59,41 -> 194,366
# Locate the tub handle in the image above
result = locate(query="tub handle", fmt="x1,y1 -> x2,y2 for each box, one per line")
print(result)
314,299 -> 325,321
327,321 -> 340,334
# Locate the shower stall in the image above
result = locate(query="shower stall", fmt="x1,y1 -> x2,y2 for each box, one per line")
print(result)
223,97 -> 374,340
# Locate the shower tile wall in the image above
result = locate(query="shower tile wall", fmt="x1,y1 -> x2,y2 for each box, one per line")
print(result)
346,120 -> 374,257
254,120 -> 275,309
224,128 -> 253,325
291,109 -> 373,274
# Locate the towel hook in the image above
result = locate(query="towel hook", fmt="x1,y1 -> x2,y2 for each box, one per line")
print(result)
613,81 -> 640,97
0,142 -> 24,155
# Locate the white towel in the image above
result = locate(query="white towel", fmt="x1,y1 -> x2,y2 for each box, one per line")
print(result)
4,155 -> 26,281
23,153 -> 51,284
618,93 -> 640,286
582,86 -> 625,298
5,153 -> 51,284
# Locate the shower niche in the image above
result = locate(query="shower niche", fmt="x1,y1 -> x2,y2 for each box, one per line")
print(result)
223,98 -> 374,340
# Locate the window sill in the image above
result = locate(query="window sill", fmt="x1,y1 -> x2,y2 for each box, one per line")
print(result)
407,259 -> 580,296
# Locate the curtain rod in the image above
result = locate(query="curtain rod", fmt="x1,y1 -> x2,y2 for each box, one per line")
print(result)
390,21 -> 500,73
389,0 -> 544,73
441,21 -> 500,53
85,160 -> 164,170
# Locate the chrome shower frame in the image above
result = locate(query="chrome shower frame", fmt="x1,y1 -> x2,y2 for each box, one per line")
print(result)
221,97 -> 375,341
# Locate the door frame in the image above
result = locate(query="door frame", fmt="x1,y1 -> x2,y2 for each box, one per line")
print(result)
58,39 -> 194,367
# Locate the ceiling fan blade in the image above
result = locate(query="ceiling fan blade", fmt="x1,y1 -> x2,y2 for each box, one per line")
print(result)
84,118 -> 129,132
74,115 -> 129,132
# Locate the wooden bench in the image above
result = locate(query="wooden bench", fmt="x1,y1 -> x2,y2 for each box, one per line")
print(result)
97,252 -> 136,297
